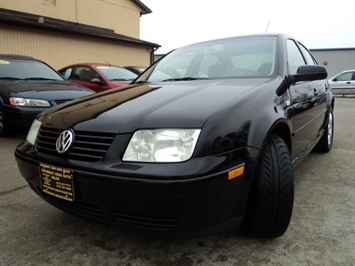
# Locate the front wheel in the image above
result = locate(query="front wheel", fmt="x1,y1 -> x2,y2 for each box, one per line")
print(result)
0,105 -> 14,137
242,135 -> 294,238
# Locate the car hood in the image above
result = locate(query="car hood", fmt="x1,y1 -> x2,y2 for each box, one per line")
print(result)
42,78 -> 273,133
1,80 -> 93,100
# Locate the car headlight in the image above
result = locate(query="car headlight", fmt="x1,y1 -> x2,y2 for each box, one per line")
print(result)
123,129 -> 201,162
10,97 -> 50,107
26,119 -> 42,145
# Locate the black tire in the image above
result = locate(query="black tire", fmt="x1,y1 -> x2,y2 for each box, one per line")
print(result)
242,135 -> 294,238
0,105 -> 13,137
314,108 -> 334,153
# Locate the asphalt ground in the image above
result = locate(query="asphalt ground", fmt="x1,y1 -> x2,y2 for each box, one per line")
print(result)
1,96 -> 354,266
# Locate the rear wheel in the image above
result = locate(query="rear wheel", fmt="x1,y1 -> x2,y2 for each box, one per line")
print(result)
242,135 -> 294,238
314,108 -> 334,153
0,105 -> 13,137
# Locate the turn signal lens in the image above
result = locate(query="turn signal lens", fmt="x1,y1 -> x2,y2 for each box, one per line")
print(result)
228,166 -> 245,180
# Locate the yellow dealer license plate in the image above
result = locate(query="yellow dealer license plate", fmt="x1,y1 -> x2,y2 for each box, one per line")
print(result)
39,163 -> 76,202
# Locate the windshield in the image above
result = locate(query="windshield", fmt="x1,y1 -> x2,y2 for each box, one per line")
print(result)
137,36 -> 278,83
96,66 -> 137,81
0,59 -> 64,80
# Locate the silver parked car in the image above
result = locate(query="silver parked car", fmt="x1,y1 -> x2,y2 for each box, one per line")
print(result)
328,70 -> 355,96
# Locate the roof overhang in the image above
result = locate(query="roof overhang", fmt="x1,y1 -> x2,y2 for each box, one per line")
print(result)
132,0 -> 152,15
0,8 -> 160,49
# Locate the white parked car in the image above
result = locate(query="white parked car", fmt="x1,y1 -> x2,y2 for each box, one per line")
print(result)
328,70 -> 355,96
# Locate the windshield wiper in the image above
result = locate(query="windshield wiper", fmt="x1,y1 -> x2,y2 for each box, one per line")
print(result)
0,77 -> 24,80
135,80 -> 149,84
161,77 -> 209,82
24,77 -> 58,81
110,78 -> 133,81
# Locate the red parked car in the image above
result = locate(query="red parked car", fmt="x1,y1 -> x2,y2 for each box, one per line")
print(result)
58,63 -> 137,92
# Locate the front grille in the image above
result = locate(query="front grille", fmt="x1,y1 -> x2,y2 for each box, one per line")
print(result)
54,100 -> 69,105
33,184 -> 178,230
36,127 -> 116,162
42,192 -> 105,220
112,211 -> 178,229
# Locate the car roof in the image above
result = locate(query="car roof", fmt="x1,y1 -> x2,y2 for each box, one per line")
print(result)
183,33 -> 290,46
60,63 -> 123,68
59,63 -> 129,71
0,54 -> 36,60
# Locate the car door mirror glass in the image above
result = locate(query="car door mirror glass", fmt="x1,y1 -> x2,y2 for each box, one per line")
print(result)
90,78 -> 101,84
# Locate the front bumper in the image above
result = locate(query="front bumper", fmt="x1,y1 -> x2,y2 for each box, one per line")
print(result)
3,104 -> 47,128
15,142 -> 254,237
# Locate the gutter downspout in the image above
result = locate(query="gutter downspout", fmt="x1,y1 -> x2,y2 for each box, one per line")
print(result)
75,0 -> 78,23
151,46 -> 159,64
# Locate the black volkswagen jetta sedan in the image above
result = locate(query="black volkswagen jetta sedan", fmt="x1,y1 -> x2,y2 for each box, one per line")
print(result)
15,34 -> 334,238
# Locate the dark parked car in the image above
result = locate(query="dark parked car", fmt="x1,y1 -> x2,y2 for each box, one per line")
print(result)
15,34 -> 334,238
0,54 -> 94,137
58,63 -> 137,92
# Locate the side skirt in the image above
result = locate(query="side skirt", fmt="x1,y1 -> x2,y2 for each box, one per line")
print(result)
291,128 -> 324,167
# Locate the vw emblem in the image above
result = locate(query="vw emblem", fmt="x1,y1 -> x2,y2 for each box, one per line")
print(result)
56,130 -> 74,153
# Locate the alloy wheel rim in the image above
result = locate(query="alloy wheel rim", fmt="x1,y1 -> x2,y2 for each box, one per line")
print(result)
0,109 -> 3,132
327,112 -> 333,146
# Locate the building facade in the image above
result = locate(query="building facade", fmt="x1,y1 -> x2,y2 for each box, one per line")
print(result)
0,0 -> 160,69
311,48 -> 355,78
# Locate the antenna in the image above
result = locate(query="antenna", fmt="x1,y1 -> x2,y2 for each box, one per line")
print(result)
91,51 -> 111,65
265,20 -> 271,33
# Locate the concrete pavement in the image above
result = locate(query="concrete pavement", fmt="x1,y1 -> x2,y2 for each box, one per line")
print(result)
1,97 -> 354,266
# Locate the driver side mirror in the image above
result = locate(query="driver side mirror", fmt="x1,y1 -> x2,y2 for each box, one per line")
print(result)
289,65 -> 328,84
276,65 -> 328,96
90,78 -> 102,84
